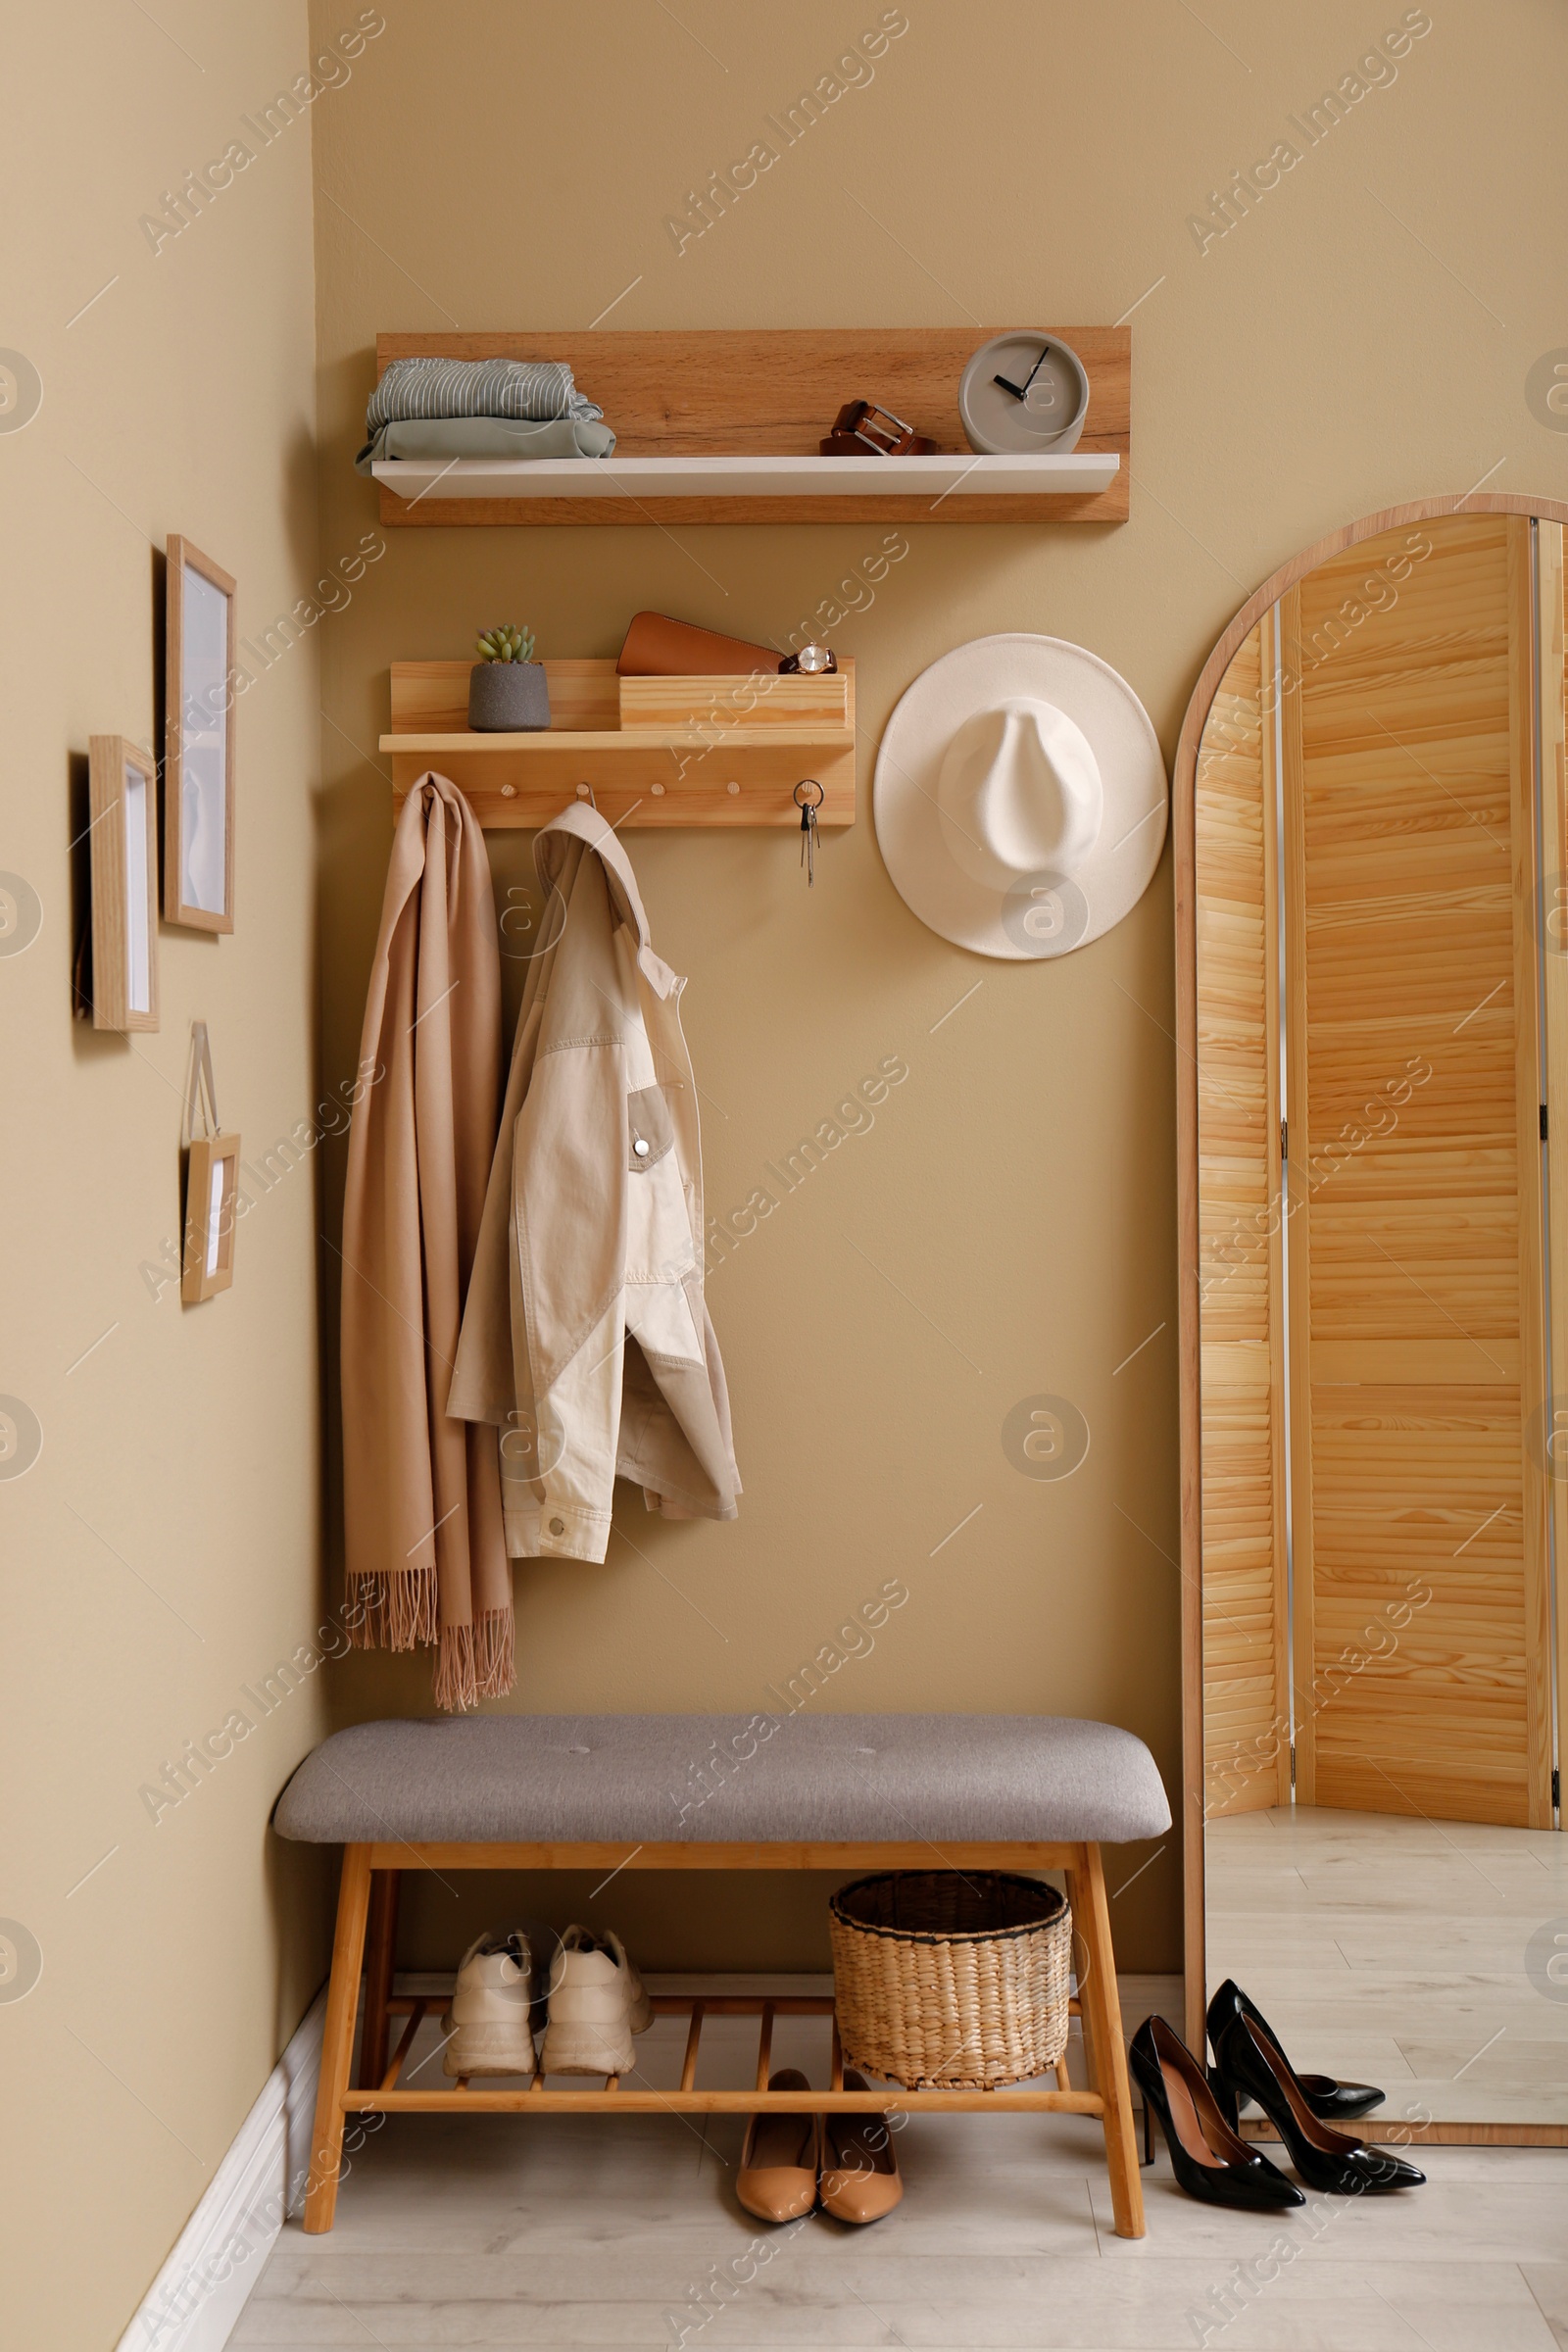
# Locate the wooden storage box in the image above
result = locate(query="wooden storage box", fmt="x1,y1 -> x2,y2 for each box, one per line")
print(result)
617,671 -> 849,731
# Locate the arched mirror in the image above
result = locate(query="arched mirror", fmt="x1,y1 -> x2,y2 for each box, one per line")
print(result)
1176,499 -> 1568,2142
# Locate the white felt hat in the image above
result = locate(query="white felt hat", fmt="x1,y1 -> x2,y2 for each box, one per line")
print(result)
872,634 -> 1167,958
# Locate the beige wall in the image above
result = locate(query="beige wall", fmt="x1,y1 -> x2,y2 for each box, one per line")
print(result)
11,1 -> 1568,2338
307,0 -> 1568,1981
0,8 -> 331,2346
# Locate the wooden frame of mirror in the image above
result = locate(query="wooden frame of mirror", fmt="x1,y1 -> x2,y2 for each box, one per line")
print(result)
1173,493 -> 1568,2147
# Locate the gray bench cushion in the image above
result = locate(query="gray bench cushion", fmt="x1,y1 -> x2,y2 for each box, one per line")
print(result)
272,1714 -> 1170,1846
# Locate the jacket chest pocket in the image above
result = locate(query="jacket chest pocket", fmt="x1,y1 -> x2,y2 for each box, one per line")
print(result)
625,1082 -> 697,1299
627,1084 -> 675,1172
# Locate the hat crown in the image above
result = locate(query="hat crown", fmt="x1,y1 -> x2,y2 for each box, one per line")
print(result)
935,697 -> 1103,887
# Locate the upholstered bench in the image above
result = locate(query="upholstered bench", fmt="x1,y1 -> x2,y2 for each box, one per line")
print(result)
275,1712 -> 1170,2238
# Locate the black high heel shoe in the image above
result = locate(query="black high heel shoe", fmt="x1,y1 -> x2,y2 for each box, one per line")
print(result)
1130,2017 -> 1303,2211
1206,1982 -> 1384,2125
1210,2010 -> 1425,2195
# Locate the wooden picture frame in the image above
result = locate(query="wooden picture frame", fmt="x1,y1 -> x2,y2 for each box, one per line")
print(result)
182,1130 -> 241,1302
165,535 -> 236,932
87,734 -> 159,1031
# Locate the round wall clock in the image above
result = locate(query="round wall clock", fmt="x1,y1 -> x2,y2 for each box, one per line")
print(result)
958,334 -> 1089,456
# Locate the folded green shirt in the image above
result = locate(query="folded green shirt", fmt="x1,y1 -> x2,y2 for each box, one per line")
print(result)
356,415 -> 617,474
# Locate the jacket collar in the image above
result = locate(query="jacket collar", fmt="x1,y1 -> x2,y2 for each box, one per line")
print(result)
533,804 -> 680,999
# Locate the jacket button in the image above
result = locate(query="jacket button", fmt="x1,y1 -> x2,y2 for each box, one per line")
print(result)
549,1516 -> 565,1536
633,1139 -> 650,1157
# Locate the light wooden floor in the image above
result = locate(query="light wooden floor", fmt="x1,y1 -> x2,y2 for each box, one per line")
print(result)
237,1979 -> 1568,2349
1207,1805 -> 1568,2126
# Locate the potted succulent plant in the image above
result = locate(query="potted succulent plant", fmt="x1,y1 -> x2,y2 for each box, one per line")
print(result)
468,624 -> 550,731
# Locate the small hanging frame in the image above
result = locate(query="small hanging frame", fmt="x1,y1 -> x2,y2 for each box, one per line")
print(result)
181,1019 -> 242,1303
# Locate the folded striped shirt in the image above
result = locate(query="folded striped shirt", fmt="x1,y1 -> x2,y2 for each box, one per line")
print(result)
366,357 -> 604,433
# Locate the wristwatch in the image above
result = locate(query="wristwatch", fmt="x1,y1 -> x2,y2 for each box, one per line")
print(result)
778,645 -> 837,675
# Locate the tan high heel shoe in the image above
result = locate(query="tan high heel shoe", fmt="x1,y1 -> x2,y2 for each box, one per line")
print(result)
736,2069 -> 822,2223
820,2071 -> 904,2225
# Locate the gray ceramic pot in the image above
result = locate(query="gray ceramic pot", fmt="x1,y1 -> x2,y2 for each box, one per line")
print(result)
468,661 -> 551,731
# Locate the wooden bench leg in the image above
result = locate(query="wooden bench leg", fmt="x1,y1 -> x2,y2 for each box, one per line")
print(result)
1067,1842 -> 1145,2240
361,1869 -> 401,2090
304,1844 -> 372,2234
1067,1896 -> 1100,2097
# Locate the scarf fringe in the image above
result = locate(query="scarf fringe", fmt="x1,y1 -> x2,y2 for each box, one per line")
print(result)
345,1566 -> 438,1652
433,1607 -> 516,1713
344,1573 -> 513,1712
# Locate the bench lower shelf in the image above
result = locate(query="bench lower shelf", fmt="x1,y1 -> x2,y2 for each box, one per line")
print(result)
349,2088 -> 1103,2112
347,1989 -> 1095,2115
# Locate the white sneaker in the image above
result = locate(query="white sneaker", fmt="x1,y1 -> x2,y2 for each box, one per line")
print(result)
442,1929 -> 535,2078
603,1929 -> 654,2034
539,1926 -> 647,2076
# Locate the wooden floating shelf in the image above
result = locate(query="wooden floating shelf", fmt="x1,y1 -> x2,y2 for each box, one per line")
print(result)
372,327 -> 1130,526
383,658 -> 857,828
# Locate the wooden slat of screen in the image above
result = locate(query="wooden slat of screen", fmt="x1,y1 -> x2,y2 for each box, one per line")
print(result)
1289,514 -> 1549,1828
1546,523 -> 1568,1814
1196,622 -> 1289,1815
1508,527 -> 1552,1823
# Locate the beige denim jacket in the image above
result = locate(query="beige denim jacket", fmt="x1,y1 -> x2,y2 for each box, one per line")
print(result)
449,806 -> 740,1561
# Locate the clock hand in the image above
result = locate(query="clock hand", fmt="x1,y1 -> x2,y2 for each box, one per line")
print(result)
993,344 -> 1052,403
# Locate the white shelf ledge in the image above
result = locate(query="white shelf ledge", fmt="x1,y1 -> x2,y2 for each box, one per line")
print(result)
372,452 -> 1120,502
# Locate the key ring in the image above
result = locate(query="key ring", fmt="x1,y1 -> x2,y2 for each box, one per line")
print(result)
794,779 -> 823,888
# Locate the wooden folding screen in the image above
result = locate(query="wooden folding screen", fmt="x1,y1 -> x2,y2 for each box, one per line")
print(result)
1198,517 -> 1555,1830
1284,514 -> 1551,1828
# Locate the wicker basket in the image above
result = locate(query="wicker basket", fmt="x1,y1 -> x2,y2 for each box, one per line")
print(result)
828,1871 -> 1072,2090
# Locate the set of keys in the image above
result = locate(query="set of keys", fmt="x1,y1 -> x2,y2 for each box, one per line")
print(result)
794,778 -> 823,887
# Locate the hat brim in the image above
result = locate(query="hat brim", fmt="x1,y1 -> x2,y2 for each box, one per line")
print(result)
872,633 -> 1167,958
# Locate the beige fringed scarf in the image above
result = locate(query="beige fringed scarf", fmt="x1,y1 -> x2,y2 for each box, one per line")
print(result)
340,772 -> 513,1709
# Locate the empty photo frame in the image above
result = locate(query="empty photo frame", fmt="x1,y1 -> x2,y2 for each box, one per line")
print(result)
87,735 -> 159,1031
182,1129 -> 241,1302
165,535 -> 235,932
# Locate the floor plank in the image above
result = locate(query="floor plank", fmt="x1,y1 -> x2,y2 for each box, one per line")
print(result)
242,2100 -> 1566,2349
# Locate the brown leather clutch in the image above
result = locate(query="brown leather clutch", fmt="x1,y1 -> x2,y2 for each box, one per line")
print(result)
616,612 -> 780,677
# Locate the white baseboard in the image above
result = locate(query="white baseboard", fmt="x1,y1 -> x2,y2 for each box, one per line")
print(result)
115,1986 -> 326,2352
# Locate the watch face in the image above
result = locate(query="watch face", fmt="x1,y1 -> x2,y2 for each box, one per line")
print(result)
797,644 -> 833,673
959,335 -> 1089,456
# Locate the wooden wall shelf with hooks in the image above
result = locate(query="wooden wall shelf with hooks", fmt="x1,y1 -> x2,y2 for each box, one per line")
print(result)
382,659 -> 857,828
371,328 -> 1130,527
